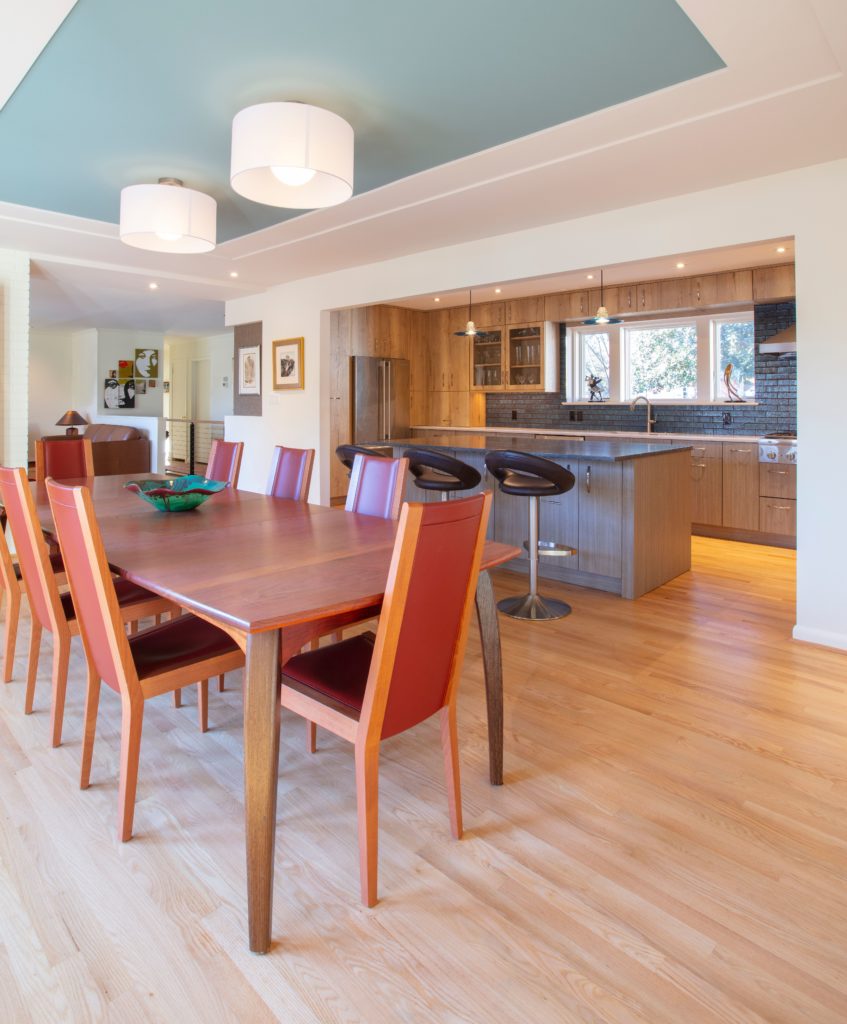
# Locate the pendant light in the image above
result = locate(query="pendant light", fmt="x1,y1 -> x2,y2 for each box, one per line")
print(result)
454,290 -> 493,338
120,178 -> 217,253
230,101 -> 354,209
583,270 -> 622,325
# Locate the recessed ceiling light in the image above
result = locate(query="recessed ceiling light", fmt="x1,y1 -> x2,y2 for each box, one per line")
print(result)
776,246 -> 786,254
148,282 -> 158,290
676,262 -> 685,269
494,288 -> 501,294
587,274 -> 594,280
229,271 -> 239,278
434,297 -> 440,302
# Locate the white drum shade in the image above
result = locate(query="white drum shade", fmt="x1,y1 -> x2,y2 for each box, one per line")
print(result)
230,102 -> 354,209
120,181 -> 217,253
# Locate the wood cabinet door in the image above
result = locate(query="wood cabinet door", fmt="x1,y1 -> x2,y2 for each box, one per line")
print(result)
690,457 -> 722,525
659,277 -> 692,311
722,443 -> 760,530
691,275 -> 717,307
715,270 -> 753,304
759,463 -> 796,499
428,391 -> 452,427
469,330 -> 504,391
578,462 -> 622,577
505,295 -> 544,324
636,282 -> 659,314
470,300 -> 504,327
759,497 -> 796,536
753,264 -> 795,301
449,336 -> 470,391
543,292 -> 570,321
567,291 -> 591,319
619,284 -> 638,313
587,286 -> 619,317
427,333 -> 449,391
538,465 -> 579,576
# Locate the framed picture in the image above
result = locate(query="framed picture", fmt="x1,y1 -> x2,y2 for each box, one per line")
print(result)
104,378 -> 136,410
238,345 -> 261,395
134,348 -> 160,379
135,379 -> 148,395
272,338 -> 304,391
119,359 -> 134,378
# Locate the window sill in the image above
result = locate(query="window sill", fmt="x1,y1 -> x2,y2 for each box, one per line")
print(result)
560,400 -> 759,407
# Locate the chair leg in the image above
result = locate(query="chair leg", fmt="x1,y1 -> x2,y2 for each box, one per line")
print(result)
24,621 -> 43,714
354,740 -> 380,907
128,619 -> 138,636
2,586 -> 21,683
306,720 -> 316,753
172,689 -> 182,708
118,694 -> 144,842
80,665 -> 101,790
197,679 -> 209,733
49,633 -> 71,748
439,703 -> 463,839
218,673 -> 225,692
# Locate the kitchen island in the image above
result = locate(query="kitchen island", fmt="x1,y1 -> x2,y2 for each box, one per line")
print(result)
383,432 -> 692,599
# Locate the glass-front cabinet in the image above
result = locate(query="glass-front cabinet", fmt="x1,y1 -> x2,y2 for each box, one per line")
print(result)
470,329 -> 504,389
470,321 -> 558,393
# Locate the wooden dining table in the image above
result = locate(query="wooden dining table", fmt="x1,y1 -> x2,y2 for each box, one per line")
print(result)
28,474 -> 518,953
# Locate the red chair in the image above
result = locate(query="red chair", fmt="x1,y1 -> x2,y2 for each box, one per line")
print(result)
0,467 -> 176,747
206,440 -> 243,488
46,479 -> 246,841
345,453 -> 407,519
0,519 -> 65,683
280,491 -> 492,907
266,445 -> 314,501
34,438 -> 94,481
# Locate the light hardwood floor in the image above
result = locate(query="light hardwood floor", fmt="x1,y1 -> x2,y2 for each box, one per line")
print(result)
1,537 -> 846,1023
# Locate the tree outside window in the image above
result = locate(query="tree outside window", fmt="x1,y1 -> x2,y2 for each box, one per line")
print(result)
627,325 -> 698,399
715,320 -> 755,399
580,331 -> 610,399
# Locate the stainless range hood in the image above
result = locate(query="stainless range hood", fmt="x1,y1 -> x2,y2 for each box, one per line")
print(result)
759,324 -> 796,355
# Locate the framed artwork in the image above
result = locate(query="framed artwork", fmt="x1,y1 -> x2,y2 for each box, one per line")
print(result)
104,378 -> 136,409
118,359 -> 134,378
134,348 -> 160,379
238,345 -> 261,395
272,338 -> 304,391
135,379 -> 148,395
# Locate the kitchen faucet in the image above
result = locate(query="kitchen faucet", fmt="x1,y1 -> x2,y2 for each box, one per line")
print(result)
629,395 -> 656,433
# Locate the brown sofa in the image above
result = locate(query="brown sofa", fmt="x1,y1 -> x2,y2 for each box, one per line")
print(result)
84,423 -> 151,475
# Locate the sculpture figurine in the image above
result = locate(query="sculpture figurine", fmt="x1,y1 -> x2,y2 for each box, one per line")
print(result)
585,374 -> 604,401
723,363 -> 746,403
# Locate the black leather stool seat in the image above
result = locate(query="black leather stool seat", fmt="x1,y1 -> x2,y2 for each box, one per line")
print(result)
405,448 -> 481,493
484,450 -> 575,497
335,444 -> 388,471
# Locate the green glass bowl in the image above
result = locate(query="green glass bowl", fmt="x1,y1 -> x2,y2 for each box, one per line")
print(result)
124,475 -> 228,512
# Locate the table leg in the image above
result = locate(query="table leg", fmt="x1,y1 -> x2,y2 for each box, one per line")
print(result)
475,570 -> 503,786
243,630 -> 281,953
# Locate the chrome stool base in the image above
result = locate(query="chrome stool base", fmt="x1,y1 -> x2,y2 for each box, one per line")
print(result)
497,592 -> 572,621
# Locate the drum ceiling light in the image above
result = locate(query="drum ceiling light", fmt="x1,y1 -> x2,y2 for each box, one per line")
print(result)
120,178 -> 217,253
230,102 -> 354,209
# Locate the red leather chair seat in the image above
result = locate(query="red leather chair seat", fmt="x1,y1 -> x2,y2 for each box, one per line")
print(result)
129,615 -> 241,680
283,632 -> 376,712
59,578 -> 159,622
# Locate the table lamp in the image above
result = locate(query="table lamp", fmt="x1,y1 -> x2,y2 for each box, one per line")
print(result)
55,410 -> 87,437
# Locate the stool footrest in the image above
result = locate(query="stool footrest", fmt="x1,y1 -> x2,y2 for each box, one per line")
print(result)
523,540 -> 576,558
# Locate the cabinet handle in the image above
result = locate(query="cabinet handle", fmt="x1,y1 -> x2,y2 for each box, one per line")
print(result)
693,462 -> 707,468
768,504 -> 792,511
768,469 -> 788,475
585,466 -> 591,493
730,448 -> 752,453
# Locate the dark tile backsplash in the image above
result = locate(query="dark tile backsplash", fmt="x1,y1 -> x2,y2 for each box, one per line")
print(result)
486,302 -> 797,436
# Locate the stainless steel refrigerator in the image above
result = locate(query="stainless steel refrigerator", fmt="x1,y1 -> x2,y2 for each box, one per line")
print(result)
351,356 -> 410,442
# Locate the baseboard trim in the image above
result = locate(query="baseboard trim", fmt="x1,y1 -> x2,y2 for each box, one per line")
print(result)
792,625 -> 847,652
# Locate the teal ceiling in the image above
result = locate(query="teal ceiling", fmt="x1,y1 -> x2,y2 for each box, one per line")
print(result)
0,0 -> 723,243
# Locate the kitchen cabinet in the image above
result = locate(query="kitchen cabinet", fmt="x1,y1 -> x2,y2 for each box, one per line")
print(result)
578,461 -> 622,577
722,442 -> 759,530
690,458 -> 723,525
469,329 -> 504,390
759,463 -> 796,500
752,264 -> 795,302
504,322 -> 558,392
715,269 -> 753,304
636,281 -> 660,314
759,498 -> 796,536
660,277 -> 693,311
506,295 -> 545,324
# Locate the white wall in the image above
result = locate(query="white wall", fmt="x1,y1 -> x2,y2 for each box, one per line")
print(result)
97,329 -> 164,418
28,328 -> 74,457
225,158 -> 847,650
0,250 -> 30,468
164,331 -> 233,421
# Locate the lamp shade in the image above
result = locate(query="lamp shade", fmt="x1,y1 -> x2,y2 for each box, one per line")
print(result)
120,179 -> 217,253
230,102 -> 354,209
56,410 -> 87,427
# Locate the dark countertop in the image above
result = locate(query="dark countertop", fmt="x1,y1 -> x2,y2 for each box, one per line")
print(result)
378,432 -> 691,462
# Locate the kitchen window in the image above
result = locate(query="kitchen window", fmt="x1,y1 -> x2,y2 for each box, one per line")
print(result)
568,311 -> 754,403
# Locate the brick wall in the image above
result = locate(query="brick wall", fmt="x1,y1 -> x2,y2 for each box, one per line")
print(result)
0,251 -> 30,467
486,301 -> 797,436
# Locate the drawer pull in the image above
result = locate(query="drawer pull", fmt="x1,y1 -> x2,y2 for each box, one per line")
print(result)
769,504 -> 792,511
693,462 -> 707,468
585,466 -> 591,493
730,448 -> 752,453
768,469 -> 788,475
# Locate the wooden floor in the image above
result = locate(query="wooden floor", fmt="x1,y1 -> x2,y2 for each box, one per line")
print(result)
1,537 -> 846,1023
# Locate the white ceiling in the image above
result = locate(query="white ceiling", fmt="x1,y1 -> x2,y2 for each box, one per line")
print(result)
4,0 -> 846,333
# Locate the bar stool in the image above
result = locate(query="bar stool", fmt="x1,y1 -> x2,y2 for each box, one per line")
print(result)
335,444 -> 388,472
484,450 -> 575,621
405,448 -> 481,502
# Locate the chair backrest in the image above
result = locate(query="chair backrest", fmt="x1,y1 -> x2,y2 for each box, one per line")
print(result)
0,467 -> 65,633
335,444 -> 388,472
0,519 -> 18,596
46,479 -> 138,698
359,491 -> 491,741
266,445 -> 314,501
345,454 -> 408,520
35,438 -> 94,482
206,440 -> 244,487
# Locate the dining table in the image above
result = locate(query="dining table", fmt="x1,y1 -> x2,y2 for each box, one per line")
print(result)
28,473 -> 519,953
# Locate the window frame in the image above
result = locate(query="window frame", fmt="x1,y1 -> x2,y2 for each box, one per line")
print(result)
566,309 -> 754,405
